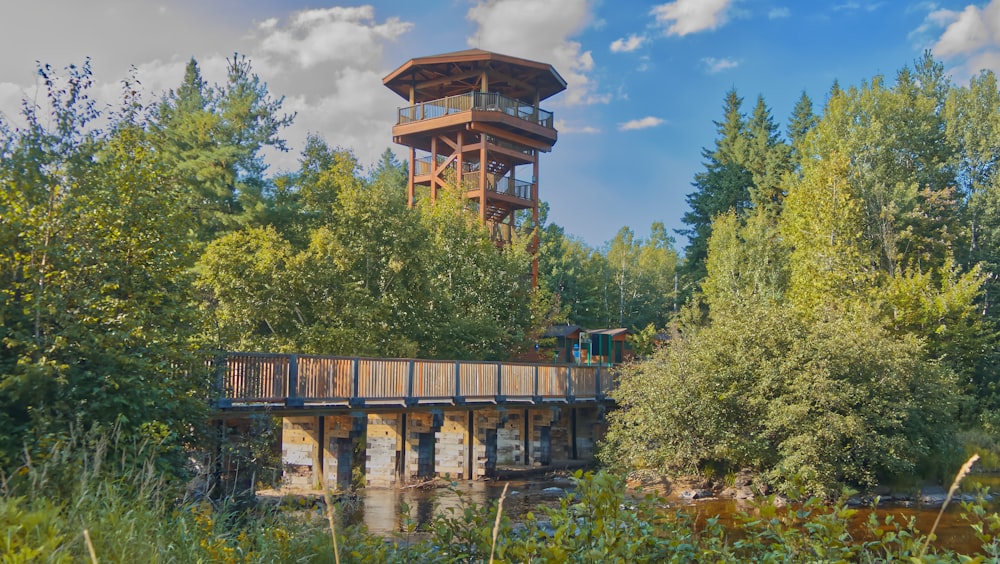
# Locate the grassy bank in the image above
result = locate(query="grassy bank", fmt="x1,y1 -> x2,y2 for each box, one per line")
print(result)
5,434 -> 1000,562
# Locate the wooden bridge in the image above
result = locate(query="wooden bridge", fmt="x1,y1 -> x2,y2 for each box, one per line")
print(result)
212,352 -> 615,489
213,352 -> 615,412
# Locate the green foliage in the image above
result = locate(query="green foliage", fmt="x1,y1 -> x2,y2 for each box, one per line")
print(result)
628,323 -> 660,358
679,88 -> 793,291
765,310 -> 960,493
536,222 -> 600,323
781,150 -> 871,314
538,220 -> 679,331
944,69 -> 1000,407
702,210 -> 788,310
614,52 -> 999,495
0,61 -> 206,470
784,58 -> 997,409
0,498 -> 67,563
197,144 -> 542,360
415,188 -> 537,359
786,91 -> 818,167
605,298 -> 960,496
197,226 -> 298,351
3,433 -> 997,563
602,223 -> 679,329
744,94 -> 792,215
153,56 -> 295,245
506,471 -> 710,562
409,485 -> 512,562
797,63 -> 957,278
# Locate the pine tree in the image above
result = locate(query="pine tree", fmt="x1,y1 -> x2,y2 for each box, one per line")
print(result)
154,58 -> 236,242
786,91 -> 818,168
678,89 -> 753,289
744,95 -> 792,215
152,56 -> 295,245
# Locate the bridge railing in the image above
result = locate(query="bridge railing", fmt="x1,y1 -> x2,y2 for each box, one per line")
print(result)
214,353 -> 615,409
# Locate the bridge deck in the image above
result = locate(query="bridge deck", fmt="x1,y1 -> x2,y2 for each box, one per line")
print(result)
213,353 -> 615,413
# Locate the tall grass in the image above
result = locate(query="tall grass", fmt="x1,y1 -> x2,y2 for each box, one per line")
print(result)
5,429 -> 1000,562
921,454 -> 980,558
0,427 -> 348,562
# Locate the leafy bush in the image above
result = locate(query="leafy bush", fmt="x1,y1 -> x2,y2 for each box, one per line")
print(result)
603,300 -> 961,496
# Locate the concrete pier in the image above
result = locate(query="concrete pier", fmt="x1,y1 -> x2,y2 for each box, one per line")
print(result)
276,405 -> 604,489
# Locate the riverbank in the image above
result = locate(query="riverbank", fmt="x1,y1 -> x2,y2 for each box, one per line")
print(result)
494,459 -> 592,479
626,468 -> 999,509
252,465 -> 1000,556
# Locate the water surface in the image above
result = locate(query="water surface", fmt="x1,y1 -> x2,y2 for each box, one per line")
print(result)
334,474 -> 1000,554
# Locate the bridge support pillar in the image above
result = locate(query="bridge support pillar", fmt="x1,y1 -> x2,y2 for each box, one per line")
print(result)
403,412 -> 440,482
549,407 -> 572,462
574,406 -> 600,459
468,410 -> 503,477
494,410 -> 524,466
366,413 -> 403,488
322,415 -> 356,490
527,408 -> 558,466
282,416 -> 320,489
434,411 -> 470,480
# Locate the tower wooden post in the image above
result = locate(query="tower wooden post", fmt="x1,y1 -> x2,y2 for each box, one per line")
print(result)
384,50 -> 566,286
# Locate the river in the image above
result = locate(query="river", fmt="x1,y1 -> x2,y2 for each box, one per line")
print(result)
332,473 -> 1000,554
338,476 -> 576,535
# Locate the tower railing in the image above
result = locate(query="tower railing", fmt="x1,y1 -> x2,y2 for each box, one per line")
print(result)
460,171 -> 533,200
413,158 -> 531,201
397,91 -> 554,129
414,155 -> 448,176
484,134 -> 534,156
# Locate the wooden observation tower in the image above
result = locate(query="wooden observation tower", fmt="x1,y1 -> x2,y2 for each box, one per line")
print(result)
384,49 -> 566,284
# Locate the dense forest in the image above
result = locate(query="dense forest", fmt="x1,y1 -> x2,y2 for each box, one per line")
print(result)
605,53 -> 1000,496
0,55 -> 678,471
3,49 -> 1000,560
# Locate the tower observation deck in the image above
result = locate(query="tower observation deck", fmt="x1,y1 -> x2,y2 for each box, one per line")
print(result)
383,49 -> 566,284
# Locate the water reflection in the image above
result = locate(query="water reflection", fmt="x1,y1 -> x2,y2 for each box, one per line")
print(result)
334,474 -> 1000,554
666,475 -> 1000,555
339,478 -> 573,535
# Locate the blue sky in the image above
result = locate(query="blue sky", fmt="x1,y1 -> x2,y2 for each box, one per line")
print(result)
1,0 -> 997,250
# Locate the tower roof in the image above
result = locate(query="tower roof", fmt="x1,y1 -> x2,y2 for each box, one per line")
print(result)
384,48 -> 567,103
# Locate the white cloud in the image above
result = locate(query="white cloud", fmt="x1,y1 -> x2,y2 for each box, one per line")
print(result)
931,3 -> 1000,58
0,1 -> 240,84
258,17 -> 278,31
273,66 -> 400,170
906,1 -> 939,15
0,3 -> 416,172
768,7 -> 791,19
922,1 -> 1000,78
618,116 -> 665,131
555,119 -> 601,133
966,50 -> 1000,75
245,7 -> 418,170
466,0 -> 609,106
137,56 -> 232,99
702,57 -> 739,73
610,34 -> 646,53
0,82 -> 26,123
257,6 -> 412,70
650,0 -> 733,36
833,2 -> 884,12
910,6 -> 954,40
